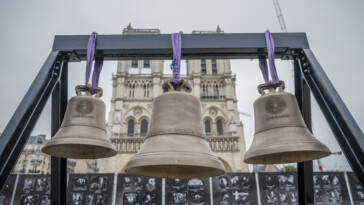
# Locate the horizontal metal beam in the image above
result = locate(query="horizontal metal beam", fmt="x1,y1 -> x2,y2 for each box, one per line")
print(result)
0,51 -> 62,190
300,48 -> 364,187
52,33 -> 309,60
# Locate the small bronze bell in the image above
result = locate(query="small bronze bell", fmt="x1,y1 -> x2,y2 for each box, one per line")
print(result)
244,81 -> 330,164
42,85 -> 117,159
125,79 -> 226,178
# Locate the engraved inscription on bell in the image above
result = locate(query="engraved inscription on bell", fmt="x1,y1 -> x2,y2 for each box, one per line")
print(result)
265,96 -> 286,114
76,99 -> 94,115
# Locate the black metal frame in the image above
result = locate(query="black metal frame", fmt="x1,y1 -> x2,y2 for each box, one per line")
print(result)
0,32 -> 363,205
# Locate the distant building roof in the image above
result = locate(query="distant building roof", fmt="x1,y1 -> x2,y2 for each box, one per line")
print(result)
122,23 -> 160,35
27,134 -> 47,145
192,25 -> 224,34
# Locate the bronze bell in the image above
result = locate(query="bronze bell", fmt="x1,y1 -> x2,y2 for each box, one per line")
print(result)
244,81 -> 330,164
125,79 -> 226,178
42,85 -> 117,159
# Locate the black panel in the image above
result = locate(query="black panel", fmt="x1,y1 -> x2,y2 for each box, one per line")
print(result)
67,173 -> 114,205
13,174 -> 51,205
258,172 -> 298,205
347,172 -> 364,205
165,178 -> 210,205
116,174 -> 162,205
313,172 -> 350,204
52,33 -> 309,60
212,173 -> 257,205
0,174 -> 16,205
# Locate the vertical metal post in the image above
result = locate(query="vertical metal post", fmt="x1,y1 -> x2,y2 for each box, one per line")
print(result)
51,60 -> 68,205
294,57 -> 314,204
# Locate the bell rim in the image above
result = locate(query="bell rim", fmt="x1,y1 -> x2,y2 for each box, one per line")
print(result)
42,137 -> 117,159
125,149 -> 226,178
244,137 -> 331,164
125,164 -> 226,179
244,149 -> 331,164
245,125 -> 331,164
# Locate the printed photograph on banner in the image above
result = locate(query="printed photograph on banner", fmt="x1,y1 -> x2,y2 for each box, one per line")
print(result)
67,173 -> 114,205
13,175 -> 51,205
258,172 -> 298,205
165,177 -> 210,205
212,173 -> 258,205
0,175 -> 16,205
313,172 -> 350,205
115,174 -> 162,205
347,172 -> 364,205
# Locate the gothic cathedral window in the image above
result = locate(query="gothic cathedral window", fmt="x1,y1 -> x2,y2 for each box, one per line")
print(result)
201,59 -> 206,75
212,59 -> 217,75
217,119 -> 223,136
143,60 -> 150,68
140,120 -> 149,136
127,120 -> 135,136
205,120 -> 211,134
131,60 -> 138,68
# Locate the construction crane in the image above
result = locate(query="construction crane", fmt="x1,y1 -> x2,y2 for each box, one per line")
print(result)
272,1 -> 347,172
272,0 -> 288,32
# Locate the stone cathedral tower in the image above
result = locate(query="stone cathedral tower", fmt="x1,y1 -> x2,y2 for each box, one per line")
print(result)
100,24 -> 249,173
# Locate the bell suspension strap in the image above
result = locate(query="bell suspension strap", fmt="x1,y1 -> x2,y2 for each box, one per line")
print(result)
86,32 -> 104,94
171,33 -> 182,86
258,30 -> 280,86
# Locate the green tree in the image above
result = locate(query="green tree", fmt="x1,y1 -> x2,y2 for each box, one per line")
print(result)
280,165 -> 297,172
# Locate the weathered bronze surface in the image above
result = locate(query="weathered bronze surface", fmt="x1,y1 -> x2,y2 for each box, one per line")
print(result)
244,81 -> 331,164
125,79 -> 226,178
42,85 -> 117,159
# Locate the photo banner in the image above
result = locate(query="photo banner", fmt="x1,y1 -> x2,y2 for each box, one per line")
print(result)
258,172 -> 298,205
116,174 -> 162,205
212,173 -> 258,205
67,173 -> 114,205
165,177 -> 211,205
13,174 -> 51,205
313,172 -> 350,204
347,172 -> 364,205
0,175 -> 16,205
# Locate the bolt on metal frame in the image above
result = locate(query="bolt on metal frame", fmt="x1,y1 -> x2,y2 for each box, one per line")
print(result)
0,33 -> 363,205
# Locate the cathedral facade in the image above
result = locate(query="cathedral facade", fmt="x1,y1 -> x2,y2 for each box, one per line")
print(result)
100,25 -> 249,173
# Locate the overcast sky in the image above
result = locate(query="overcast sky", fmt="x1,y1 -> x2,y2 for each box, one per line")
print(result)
1,0 -> 363,171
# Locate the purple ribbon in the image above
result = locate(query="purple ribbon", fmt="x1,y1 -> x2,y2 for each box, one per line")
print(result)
258,30 -> 280,86
171,33 -> 182,85
85,32 -> 104,94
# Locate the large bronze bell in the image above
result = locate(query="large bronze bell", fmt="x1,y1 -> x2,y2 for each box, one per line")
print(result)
125,79 -> 226,178
42,85 -> 117,159
244,81 -> 330,164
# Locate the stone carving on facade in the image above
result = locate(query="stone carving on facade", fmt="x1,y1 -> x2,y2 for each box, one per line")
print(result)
209,108 -> 218,117
133,107 -> 142,117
